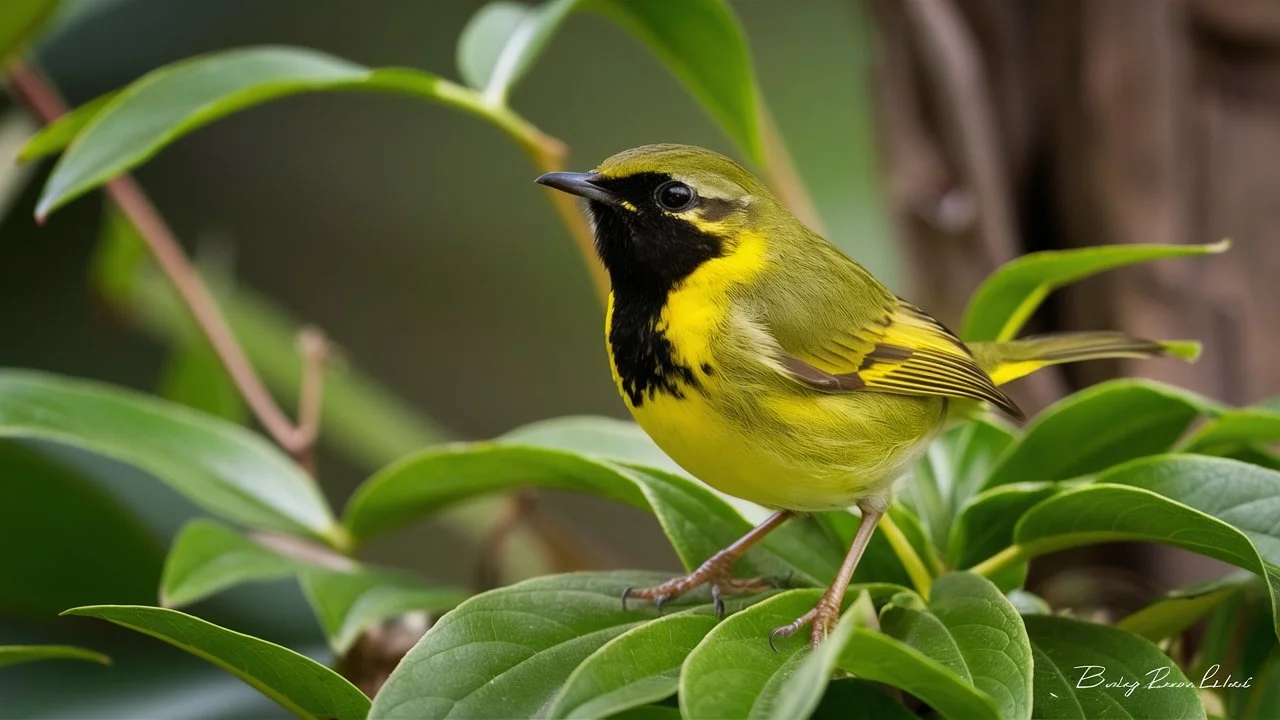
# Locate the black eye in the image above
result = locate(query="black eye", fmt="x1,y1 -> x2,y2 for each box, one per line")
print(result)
655,181 -> 697,212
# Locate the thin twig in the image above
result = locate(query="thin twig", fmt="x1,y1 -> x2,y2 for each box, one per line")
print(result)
293,327 -> 331,474
5,59 -> 321,473
759,104 -> 828,236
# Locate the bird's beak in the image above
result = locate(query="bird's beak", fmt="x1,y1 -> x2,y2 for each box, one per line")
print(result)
535,171 -> 621,206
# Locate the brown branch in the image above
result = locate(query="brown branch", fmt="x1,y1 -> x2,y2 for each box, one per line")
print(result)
5,59 -> 322,472
293,327 -> 331,474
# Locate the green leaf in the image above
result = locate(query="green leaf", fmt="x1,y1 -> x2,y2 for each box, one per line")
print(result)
369,572 -> 677,719
839,628 -> 1001,720
903,417 -> 1017,556
160,519 -> 316,608
301,568 -> 468,655
0,0 -> 59,60
0,370 -> 338,543
981,380 -> 1217,491
952,482 -> 1060,571
677,589 -> 826,720
63,605 -> 369,720
0,645 -> 109,668
1180,409 -> 1280,455
962,241 -> 1230,342
763,592 -> 879,720
546,612 -> 717,719
457,0 -> 763,162
343,444 -> 845,588
500,415 -> 686,479
33,46 -> 529,219
880,573 -> 1033,720
1025,614 -> 1205,719
457,0 -> 578,105
1117,573 -> 1255,642
18,90 -> 117,162
0,440 -> 162,615
1011,455 -> 1280,640
1195,580 -> 1280,719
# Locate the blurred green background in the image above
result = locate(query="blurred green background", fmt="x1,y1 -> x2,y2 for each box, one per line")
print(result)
0,1 -> 892,716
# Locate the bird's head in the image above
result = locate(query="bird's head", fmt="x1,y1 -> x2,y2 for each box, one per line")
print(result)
536,144 -> 783,293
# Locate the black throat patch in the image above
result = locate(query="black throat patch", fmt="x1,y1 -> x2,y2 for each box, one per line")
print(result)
585,172 -> 726,407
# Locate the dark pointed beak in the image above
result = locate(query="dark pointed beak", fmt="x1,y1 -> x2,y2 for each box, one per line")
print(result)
534,171 -> 621,206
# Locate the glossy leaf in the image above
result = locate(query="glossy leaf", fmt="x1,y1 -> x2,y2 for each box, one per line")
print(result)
0,440 -> 161,614
369,572 -> 673,719
0,645 -> 109,668
547,612 -> 717,719
457,0 -> 763,162
301,568 -> 468,654
903,417 -> 1017,555
880,573 -> 1033,720
1195,580 -> 1279,719
18,90 -> 116,162
1117,573 -> 1255,642
63,605 -> 370,720
0,0 -> 59,60
952,482 -> 1059,571
33,46 -> 522,218
160,520 -> 318,608
344,444 -> 844,588
962,240 -> 1229,342
0,370 -> 338,543
1012,455 -> 1280,638
1025,614 -> 1205,719
981,380 -> 1216,491
762,592 -> 878,720
500,415 -> 685,479
1180,409 -> 1280,455
839,629 -> 1001,720
811,679 -> 916,719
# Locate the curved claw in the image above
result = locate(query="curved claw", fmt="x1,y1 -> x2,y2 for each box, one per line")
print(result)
768,626 -> 790,653
620,587 -> 633,612
654,594 -> 670,615
711,585 -> 725,619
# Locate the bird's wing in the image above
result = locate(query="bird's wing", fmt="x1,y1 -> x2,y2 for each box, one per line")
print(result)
771,298 -> 1024,419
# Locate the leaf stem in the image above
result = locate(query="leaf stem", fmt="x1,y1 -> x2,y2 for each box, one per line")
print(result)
878,512 -> 933,598
293,327 -> 331,475
5,58 -> 322,476
967,544 -> 1026,579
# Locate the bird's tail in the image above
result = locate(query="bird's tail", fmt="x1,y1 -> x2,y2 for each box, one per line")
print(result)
969,332 -> 1200,386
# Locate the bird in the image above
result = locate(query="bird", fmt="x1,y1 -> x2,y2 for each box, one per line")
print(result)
535,143 -> 1193,649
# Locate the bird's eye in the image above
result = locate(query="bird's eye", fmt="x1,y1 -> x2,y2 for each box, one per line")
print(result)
655,181 -> 698,212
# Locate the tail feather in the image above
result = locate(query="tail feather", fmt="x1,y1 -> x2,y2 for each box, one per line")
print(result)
969,332 -> 1200,386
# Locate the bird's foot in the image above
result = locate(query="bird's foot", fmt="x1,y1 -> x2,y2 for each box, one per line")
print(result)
621,552 -> 773,618
768,593 -> 842,651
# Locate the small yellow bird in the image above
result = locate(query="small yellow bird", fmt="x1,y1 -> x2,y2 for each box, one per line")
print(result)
537,144 -> 1190,648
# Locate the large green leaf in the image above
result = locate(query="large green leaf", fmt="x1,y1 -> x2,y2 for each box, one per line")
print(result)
1025,615 -> 1204,719
1180,408 -> 1280,455
879,574 -> 1033,720
1117,572 -> 1255,643
343,444 -> 844,588
1195,580 -> 1280,719
838,628 -> 1001,719
33,46 -> 533,218
961,241 -> 1229,342
160,519 -> 319,607
981,380 -> 1216,491
301,567 -> 468,654
0,440 -> 162,615
546,612 -> 717,719
0,645 -> 109,668
0,0 -> 59,59
18,90 -> 117,163
0,370 -> 338,543
456,0 -> 763,162
63,605 -> 369,720
951,482 -> 1060,571
902,417 -> 1017,556
679,588 -> 906,720
369,572 -> 678,719
1008,455 -> 1280,639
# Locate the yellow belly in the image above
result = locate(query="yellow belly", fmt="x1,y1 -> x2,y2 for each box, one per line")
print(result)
625,376 -> 945,512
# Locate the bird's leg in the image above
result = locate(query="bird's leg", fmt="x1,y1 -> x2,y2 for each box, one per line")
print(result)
623,510 -> 792,617
770,503 -> 884,650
